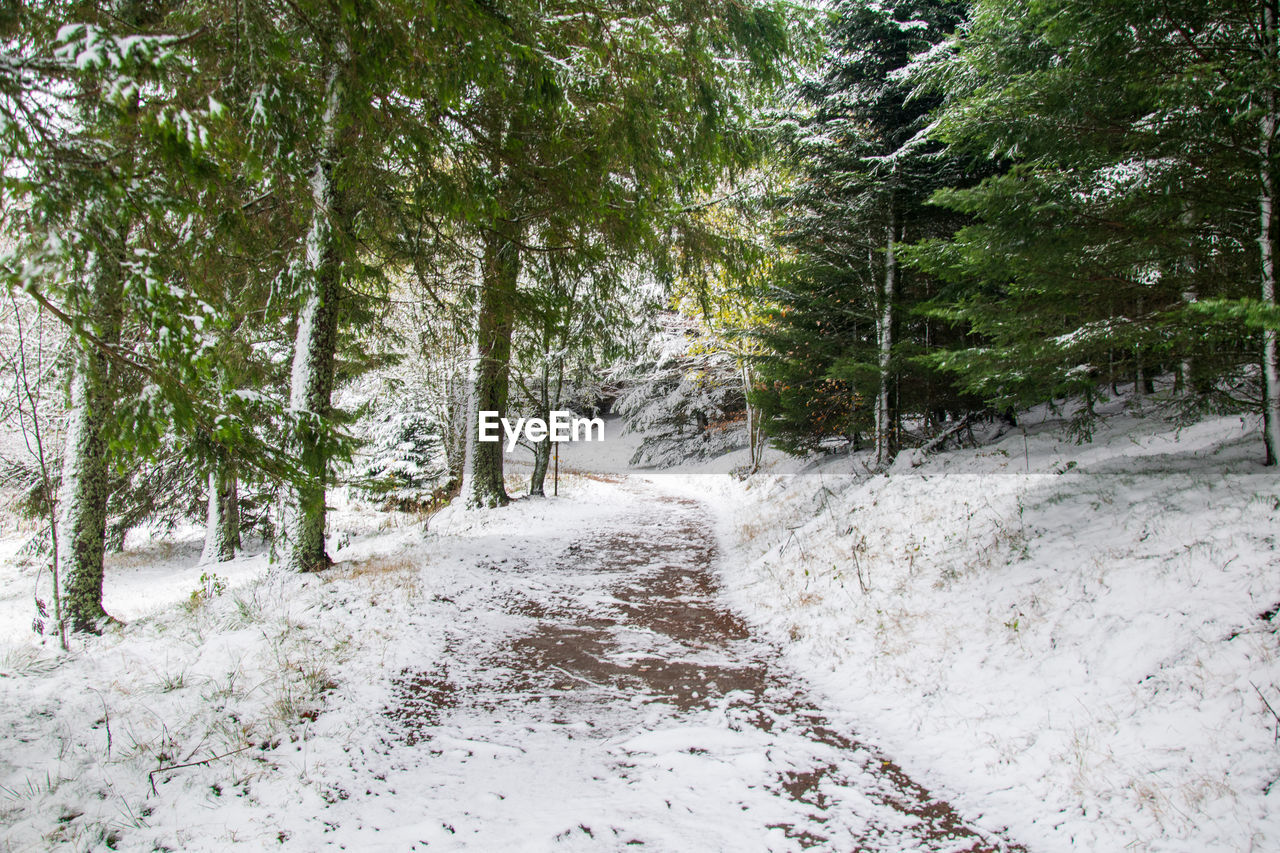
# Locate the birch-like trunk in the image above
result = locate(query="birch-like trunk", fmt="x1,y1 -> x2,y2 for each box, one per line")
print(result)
11,300 -> 67,648
1179,205 -> 1197,395
743,363 -> 765,473
1262,0 -> 1280,465
284,58 -> 346,570
875,215 -> 897,466
59,243 -> 124,633
743,363 -> 757,471
460,224 -> 521,509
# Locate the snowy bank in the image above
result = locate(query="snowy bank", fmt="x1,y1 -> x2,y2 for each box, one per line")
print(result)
688,409 -> 1280,852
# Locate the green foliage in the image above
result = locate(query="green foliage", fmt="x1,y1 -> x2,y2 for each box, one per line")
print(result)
754,0 -> 977,452
904,0 -> 1270,416
188,572 -> 227,609
0,0 -> 805,552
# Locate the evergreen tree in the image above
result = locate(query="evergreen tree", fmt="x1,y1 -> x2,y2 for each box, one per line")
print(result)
668,199 -> 777,472
905,0 -> 1279,455
191,0 -> 508,569
615,310 -> 753,467
755,0 -> 974,462
451,0 -> 793,509
2,3 -> 224,631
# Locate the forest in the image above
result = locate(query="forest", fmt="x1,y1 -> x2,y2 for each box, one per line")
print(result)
1,1 -> 1279,851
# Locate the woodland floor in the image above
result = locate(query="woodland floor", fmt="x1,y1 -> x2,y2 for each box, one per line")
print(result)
5,410 -> 1276,851
373,482 -> 1023,851
0,472 -> 1026,851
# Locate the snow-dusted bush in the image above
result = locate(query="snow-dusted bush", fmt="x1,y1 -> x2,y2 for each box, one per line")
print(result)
613,312 -> 747,467
341,341 -> 466,513
350,407 -> 455,512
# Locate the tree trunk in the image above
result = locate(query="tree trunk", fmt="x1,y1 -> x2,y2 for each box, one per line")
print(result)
528,351 -> 554,497
284,58 -> 346,571
743,363 -> 757,471
743,363 -> 765,473
444,361 -> 467,483
11,298 -> 68,648
1178,205 -> 1197,395
875,214 -> 897,466
200,451 -> 240,564
529,432 -> 551,496
1133,295 -> 1146,400
529,264 -> 579,496
59,241 -> 124,633
1261,0 -> 1280,465
461,223 -> 522,508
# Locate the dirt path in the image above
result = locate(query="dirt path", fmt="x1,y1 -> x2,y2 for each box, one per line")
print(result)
384,487 -> 1023,852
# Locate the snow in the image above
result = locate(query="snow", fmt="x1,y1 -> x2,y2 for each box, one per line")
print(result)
53,25 -> 177,72
3,478 -> 1002,850
2,395 -> 1279,850
667,404 -> 1280,853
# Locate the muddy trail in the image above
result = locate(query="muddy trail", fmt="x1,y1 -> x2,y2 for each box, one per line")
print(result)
385,491 -> 1023,852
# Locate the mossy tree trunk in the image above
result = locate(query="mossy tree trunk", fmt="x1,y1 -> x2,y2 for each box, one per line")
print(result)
461,222 -> 522,509
59,235 -> 125,634
285,57 -> 347,571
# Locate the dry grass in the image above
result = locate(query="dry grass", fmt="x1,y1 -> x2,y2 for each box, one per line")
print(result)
555,466 -> 624,484
328,551 -> 423,605
329,551 -> 419,582
736,518 -> 770,546
105,539 -> 199,569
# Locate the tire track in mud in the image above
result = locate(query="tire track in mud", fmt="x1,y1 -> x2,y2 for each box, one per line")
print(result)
387,490 -> 1024,852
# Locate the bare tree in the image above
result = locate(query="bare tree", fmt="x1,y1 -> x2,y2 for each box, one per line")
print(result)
4,294 -> 68,650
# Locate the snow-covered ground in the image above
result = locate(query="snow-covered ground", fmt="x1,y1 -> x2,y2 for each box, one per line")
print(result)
1,403 -> 1276,851
0,472 -> 1013,852
670,406 -> 1280,853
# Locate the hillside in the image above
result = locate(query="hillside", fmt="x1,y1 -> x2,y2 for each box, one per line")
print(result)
691,405 -> 1280,852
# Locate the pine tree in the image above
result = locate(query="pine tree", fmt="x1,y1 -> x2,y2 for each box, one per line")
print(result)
755,0 -> 974,461
453,0 -> 793,508
905,0 -> 1279,454
2,3 -> 224,631
667,199 -> 777,472
188,0 -> 513,568
615,311 -> 753,467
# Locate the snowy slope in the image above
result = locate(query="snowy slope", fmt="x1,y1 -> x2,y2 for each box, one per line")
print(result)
671,408 -> 1280,852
